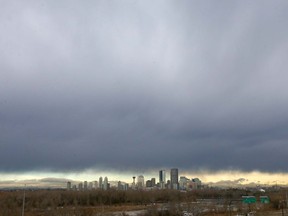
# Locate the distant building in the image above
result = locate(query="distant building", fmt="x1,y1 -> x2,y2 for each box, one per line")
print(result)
146,177 -> 156,188
146,180 -> 152,188
67,181 -> 71,190
84,181 -> 88,190
99,177 -> 103,189
103,177 -> 108,190
94,181 -> 98,189
117,181 -> 128,190
117,181 -> 123,190
78,182 -> 83,191
179,176 -> 190,190
118,181 -> 123,190
192,178 -> 202,189
151,178 -> 156,187
170,168 -> 179,190
166,180 -> 171,189
186,178 -> 202,190
88,182 -> 93,190
159,170 -> 166,189
137,175 -> 145,189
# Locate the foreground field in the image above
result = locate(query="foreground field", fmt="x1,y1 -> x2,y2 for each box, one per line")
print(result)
0,188 -> 286,216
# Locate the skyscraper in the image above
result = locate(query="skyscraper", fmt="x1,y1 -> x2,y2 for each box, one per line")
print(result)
94,181 -> 98,189
67,181 -> 71,190
103,177 -> 108,190
78,182 -> 83,191
151,178 -> 156,187
159,170 -> 166,189
84,181 -> 88,190
88,182 -> 93,190
99,177 -> 103,190
170,168 -> 179,190
137,175 -> 145,189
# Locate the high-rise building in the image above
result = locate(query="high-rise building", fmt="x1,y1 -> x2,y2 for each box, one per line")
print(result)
94,181 -> 98,189
117,181 -> 128,190
67,181 -> 71,190
118,181 -> 123,190
103,177 -> 108,190
84,181 -> 88,190
167,180 -> 171,188
170,168 -> 179,190
192,178 -> 202,189
78,182 -> 83,191
159,170 -> 166,189
99,177 -> 103,189
146,180 -> 152,188
151,178 -> 156,187
88,182 -> 93,190
146,177 -> 156,188
179,176 -> 190,190
137,175 -> 145,189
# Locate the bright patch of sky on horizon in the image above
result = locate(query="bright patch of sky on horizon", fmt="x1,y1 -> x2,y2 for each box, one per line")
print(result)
0,169 -> 288,188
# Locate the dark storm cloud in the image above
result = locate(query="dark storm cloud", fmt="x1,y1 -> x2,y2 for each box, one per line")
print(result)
1,1 -> 288,173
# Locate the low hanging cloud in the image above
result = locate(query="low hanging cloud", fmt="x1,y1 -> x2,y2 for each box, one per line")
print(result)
0,178 -> 71,189
0,1 -> 288,174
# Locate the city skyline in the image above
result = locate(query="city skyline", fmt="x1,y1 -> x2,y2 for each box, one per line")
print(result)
1,0 -> 288,186
1,168 -> 288,189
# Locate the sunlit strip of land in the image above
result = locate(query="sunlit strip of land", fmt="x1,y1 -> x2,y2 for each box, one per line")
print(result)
182,170 -> 288,186
0,169 -> 287,188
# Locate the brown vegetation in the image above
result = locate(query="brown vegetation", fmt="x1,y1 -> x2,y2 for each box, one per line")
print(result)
0,188 -> 285,216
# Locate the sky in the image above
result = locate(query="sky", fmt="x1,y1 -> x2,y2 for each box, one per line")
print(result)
1,0 -> 288,186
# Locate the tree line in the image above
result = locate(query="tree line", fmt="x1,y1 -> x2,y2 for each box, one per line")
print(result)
0,188 -> 285,216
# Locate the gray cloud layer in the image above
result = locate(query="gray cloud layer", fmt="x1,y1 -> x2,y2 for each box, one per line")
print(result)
1,0 -> 288,173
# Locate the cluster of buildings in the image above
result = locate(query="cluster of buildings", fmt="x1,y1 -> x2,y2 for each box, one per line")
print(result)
67,168 -> 202,191
67,176 -> 112,191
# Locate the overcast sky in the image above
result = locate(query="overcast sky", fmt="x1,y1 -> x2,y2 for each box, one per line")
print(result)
1,0 -> 288,177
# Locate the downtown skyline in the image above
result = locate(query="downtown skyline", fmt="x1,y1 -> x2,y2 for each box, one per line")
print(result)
1,168 -> 288,189
1,0 -> 288,187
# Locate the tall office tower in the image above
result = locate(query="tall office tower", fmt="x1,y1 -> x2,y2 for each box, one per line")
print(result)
99,177 -> 103,189
88,182 -> 93,190
103,177 -> 108,190
137,175 -> 145,189
170,168 -> 179,190
146,180 -> 152,188
118,181 -> 123,190
78,182 -> 83,191
67,181 -> 71,190
94,181 -> 98,189
84,181 -> 88,190
159,170 -> 166,189
151,178 -> 156,187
